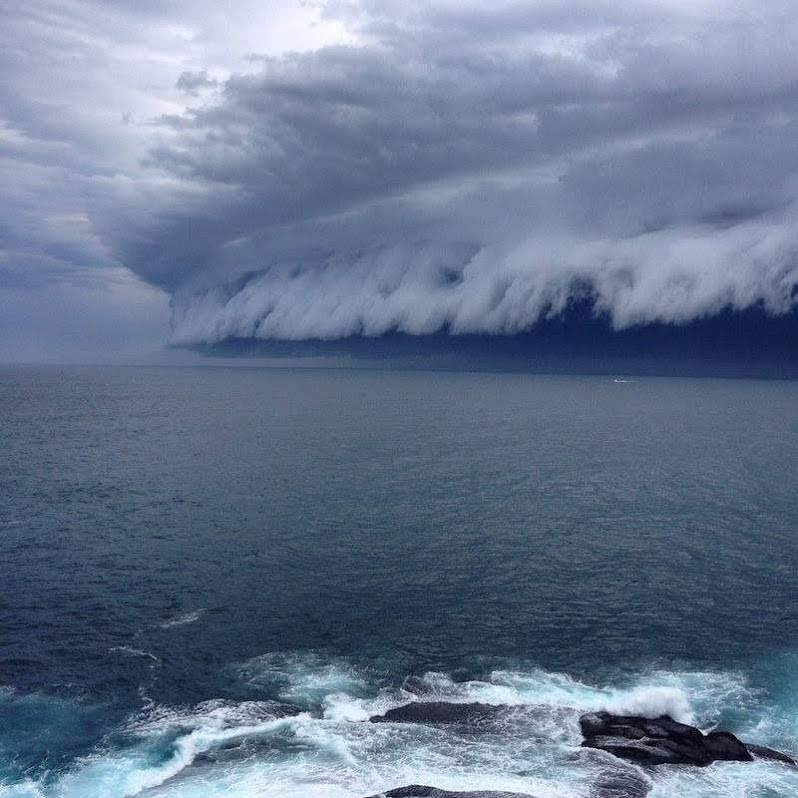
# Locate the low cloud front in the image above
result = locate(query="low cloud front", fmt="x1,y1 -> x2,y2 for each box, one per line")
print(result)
2,0 -> 798,364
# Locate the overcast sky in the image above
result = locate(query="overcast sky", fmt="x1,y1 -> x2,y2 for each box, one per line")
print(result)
2,0 -> 797,362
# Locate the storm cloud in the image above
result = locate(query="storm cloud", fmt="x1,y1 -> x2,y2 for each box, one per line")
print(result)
4,1 -> 798,357
98,0 -> 798,346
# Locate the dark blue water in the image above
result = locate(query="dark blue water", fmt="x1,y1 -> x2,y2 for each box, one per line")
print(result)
1,366 -> 797,797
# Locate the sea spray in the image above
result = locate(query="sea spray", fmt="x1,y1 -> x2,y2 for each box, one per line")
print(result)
0,659 -> 795,798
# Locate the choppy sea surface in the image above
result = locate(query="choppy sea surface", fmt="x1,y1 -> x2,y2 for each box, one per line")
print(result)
1,365 -> 797,797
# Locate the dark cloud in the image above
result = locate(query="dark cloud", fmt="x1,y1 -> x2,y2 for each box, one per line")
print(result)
93,0 -> 798,347
2,1 -> 798,359
192,304 -> 798,378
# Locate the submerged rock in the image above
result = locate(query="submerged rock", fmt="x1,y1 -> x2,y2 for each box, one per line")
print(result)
359,787 -> 537,798
589,768 -> 652,798
580,712 -> 754,766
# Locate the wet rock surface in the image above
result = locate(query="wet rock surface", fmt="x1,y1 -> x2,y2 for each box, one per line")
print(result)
580,711 -> 749,766
370,702 -> 508,726
579,711 -> 797,768
359,788 -> 537,798
746,743 -> 797,766
367,701 -> 569,738
588,768 -> 652,798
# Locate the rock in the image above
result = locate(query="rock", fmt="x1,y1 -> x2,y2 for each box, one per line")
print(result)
746,744 -> 797,766
370,702 -> 508,725
368,700 -> 568,739
579,712 -> 752,766
589,768 -> 652,798
359,787 -> 537,798
357,774 -> 651,798
703,730 -> 752,761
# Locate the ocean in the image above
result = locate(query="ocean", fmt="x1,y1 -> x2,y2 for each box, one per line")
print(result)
1,365 -> 797,797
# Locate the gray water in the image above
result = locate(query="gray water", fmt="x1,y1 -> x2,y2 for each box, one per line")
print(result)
1,366 -> 797,797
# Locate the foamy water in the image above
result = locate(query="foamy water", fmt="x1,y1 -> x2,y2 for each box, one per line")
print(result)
1,655 -> 795,798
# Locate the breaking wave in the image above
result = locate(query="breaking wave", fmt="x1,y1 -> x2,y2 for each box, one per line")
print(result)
1,654 -> 795,798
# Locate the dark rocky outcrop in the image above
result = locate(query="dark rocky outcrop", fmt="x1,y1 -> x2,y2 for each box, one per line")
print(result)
370,702 -> 507,726
359,787 -> 536,798
369,700 -> 575,739
580,711 -> 750,766
702,730 -> 752,762
580,712 -> 763,767
747,743 -> 797,766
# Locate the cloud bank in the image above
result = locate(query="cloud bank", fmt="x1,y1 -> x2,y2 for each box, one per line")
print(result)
106,0 -> 798,346
4,1 -> 798,357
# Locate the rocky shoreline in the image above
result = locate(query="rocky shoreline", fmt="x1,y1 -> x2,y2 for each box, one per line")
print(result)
358,702 -> 796,798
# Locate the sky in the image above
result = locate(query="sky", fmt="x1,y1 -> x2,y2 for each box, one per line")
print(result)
1,0 -> 797,366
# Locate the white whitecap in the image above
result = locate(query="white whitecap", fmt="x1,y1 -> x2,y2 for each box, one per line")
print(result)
159,610 -> 207,629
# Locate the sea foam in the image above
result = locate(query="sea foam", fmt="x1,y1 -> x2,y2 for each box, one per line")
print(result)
0,658 -> 793,798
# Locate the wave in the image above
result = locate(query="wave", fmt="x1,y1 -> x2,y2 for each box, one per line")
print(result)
0,701 -> 304,798
158,610 -> 208,630
109,647 -> 161,664
0,656 -> 795,798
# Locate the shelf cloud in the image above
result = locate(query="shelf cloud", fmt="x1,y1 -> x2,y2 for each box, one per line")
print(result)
109,0 -> 798,345
3,1 -> 798,357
